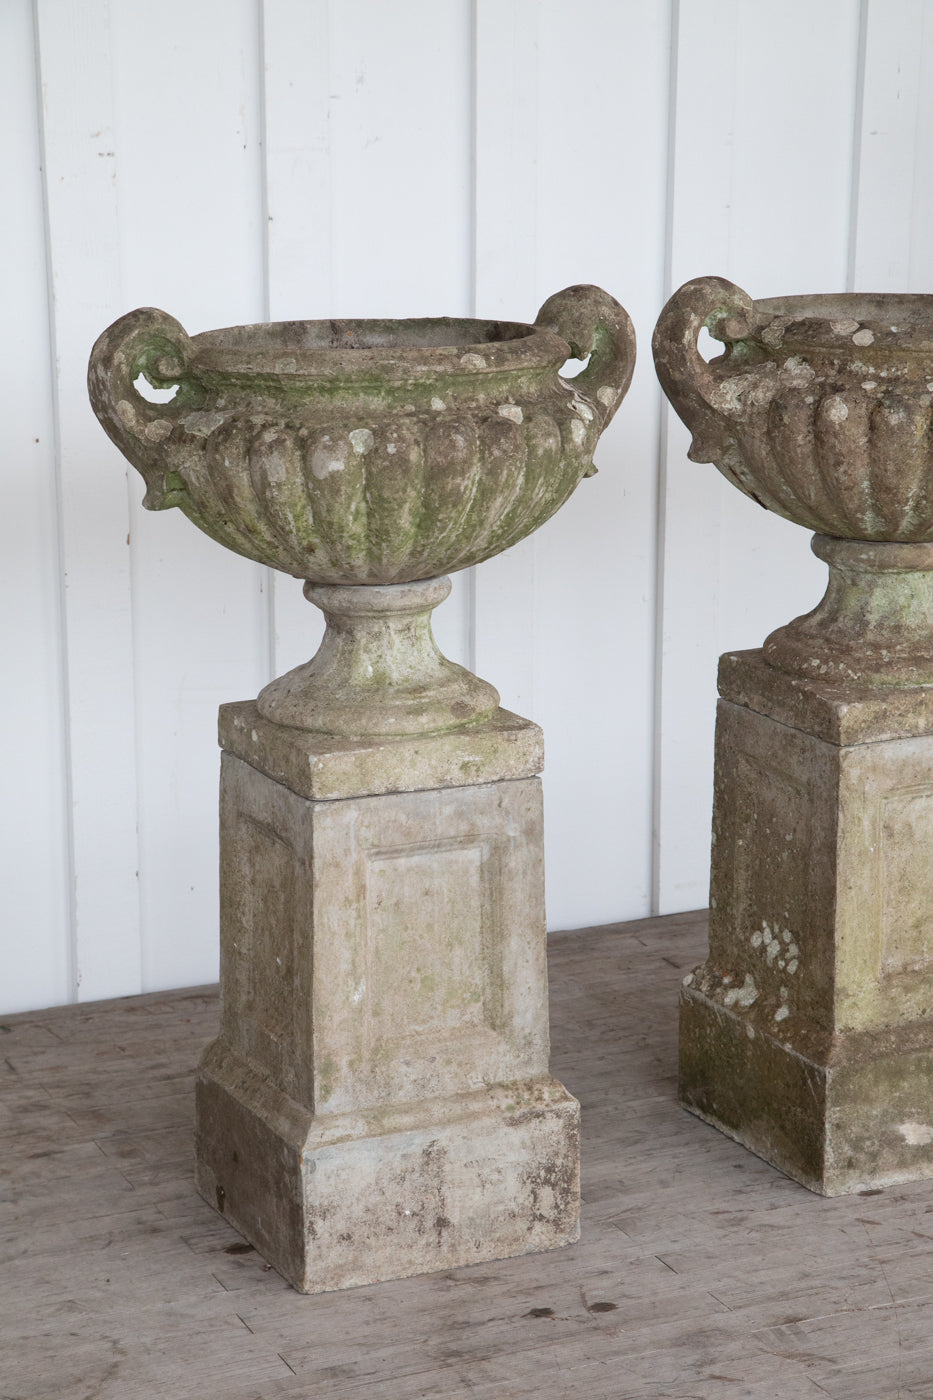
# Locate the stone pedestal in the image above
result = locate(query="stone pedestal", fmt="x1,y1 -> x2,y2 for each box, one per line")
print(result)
680,649 -> 933,1195
195,703 -> 580,1292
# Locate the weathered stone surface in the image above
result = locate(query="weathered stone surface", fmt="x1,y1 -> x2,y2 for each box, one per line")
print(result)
653,280 -> 933,684
719,648 -> 933,747
219,699 -> 543,801
87,292 -> 624,1285
196,745 -> 580,1290
196,1060 -> 580,1294
255,576 -> 501,737
653,278 -> 933,541
88,287 -> 635,586
89,286 -> 634,737
680,657 -> 933,1194
656,278 -> 933,1192
764,536 -> 933,688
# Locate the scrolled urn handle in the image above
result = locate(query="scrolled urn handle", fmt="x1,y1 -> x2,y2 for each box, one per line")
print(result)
87,307 -> 198,466
535,284 -> 636,431
652,276 -> 756,462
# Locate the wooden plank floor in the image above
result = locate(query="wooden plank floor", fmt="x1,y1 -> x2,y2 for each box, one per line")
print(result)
4,910 -> 933,1399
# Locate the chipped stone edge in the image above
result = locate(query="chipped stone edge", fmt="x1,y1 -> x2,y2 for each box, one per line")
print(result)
218,700 -> 545,802
718,649 -> 933,747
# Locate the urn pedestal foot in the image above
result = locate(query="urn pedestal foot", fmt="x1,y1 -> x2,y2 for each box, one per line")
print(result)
681,649 -> 933,1195
764,537 -> 933,688
257,576 -> 500,738
195,703 -> 580,1291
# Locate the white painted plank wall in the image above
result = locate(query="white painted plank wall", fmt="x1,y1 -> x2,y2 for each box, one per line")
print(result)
110,0 -> 271,994
262,0 -> 475,682
472,0 -> 541,723
521,0 -> 671,928
3,0 -> 933,1012
1,1 -> 70,1010
656,0 -> 862,910
34,0 -> 143,1002
853,0 -> 933,295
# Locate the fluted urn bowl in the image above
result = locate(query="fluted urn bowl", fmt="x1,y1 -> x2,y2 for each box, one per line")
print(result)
653,276 -> 933,686
90,285 -> 634,734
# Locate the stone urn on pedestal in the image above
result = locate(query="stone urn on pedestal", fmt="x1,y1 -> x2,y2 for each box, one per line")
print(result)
89,285 -> 634,1290
654,276 -> 933,1194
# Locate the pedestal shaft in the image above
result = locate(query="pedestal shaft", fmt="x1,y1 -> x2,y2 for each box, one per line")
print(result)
680,650 -> 933,1194
196,707 -> 580,1290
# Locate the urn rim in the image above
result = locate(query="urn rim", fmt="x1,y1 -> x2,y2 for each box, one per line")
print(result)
187,315 -> 571,384
743,292 -> 933,353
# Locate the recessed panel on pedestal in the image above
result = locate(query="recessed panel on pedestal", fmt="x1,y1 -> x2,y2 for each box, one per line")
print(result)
682,653 -> 933,1194
197,716 -> 578,1291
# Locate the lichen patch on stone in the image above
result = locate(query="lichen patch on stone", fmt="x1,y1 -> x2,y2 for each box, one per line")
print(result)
311,439 -> 346,478
823,395 -> 849,424
724,973 -> 758,1008
182,410 -> 225,437
898,1121 -> 933,1146
783,356 -> 817,389
349,428 -> 375,455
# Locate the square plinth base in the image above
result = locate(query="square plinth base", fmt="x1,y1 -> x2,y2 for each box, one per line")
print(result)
196,1045 -> 580,1293
680,650 -> 933,1195
197,705 -> 580,1290
680,987 -> 933,1195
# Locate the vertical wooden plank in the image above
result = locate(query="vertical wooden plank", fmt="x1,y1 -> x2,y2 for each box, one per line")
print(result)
324,0 -> 474,318
262,0 -> 474,681
0,0 -> 70,1013
474,0 -> 670,929
657,0 -> 862,912
530,0 -> 671,929
852,0 -> 933,292
261,0 -> 331,682
261,0 -> 331,681
472,0 -> 540,717
35,0 -> 143,1002
262,0 -> 335,323
110,0 -> 269,993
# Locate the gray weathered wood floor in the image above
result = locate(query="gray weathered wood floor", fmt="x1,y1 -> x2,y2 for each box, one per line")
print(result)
4,910 -> 933,1399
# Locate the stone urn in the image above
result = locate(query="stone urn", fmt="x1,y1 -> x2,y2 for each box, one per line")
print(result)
653,276 -> 933,686
88,287 -> 635,1291
89,286 -> 634,735
654,276 -> 933,1195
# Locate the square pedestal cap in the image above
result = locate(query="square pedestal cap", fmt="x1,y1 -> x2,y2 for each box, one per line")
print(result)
219,701 -> 544,801
719,649 -> 933,747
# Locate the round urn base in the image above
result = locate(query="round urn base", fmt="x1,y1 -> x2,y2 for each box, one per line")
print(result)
256,575 -> 500,738
764,536 -> 933,688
